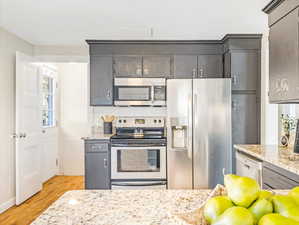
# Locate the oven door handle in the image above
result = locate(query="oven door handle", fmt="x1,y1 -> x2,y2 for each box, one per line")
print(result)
111,181 -> 167,187
112,144 -> 165,147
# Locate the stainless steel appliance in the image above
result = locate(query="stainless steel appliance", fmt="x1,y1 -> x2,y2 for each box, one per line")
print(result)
111,117 -> 167,189
167,79 -> 232,189
114,78 -> 166,106
236,151 -> 262,186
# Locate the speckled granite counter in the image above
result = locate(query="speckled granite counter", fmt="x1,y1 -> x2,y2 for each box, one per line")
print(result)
31,190 -> 211,225
235,145 -> 299,175
82,132 -> 114,140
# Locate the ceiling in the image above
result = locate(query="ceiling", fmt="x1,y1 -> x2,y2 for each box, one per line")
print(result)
0,0 -> 270,46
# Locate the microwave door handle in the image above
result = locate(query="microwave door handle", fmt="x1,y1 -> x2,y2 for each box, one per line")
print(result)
112,181 -> 167,187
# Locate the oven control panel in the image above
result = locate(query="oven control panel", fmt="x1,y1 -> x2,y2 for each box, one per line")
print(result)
116,117 -> 165,128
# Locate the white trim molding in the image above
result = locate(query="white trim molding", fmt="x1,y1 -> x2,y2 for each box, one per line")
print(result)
0,197 -> 15,214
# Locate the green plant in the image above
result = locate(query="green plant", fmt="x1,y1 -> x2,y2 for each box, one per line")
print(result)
280,114 -> 296,135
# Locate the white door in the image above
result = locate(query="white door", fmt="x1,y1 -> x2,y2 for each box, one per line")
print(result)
15,52 -> 42,205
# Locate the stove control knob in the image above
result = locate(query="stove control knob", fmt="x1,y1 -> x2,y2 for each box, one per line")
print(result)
159,120 -> 162,123
118,120 -> 122,123
124,120 -> 127,123
154,120 -> 157,123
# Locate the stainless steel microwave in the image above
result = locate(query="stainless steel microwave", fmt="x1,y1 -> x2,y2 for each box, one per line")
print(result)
114,78 -> 166,106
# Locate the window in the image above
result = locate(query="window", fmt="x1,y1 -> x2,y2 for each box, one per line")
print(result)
41,76 -> 56,127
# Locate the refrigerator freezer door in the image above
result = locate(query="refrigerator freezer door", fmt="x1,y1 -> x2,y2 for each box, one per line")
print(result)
193,79 -> 232,189
167,79 -> 193,189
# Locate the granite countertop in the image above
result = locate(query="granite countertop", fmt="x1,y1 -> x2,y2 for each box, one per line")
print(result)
235,144 -> 299,175
82,132 -> 114,140
31,189 -> 211,225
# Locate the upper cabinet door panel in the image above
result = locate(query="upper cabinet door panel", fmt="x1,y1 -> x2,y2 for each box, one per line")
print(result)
113,56 -> 142,77
173,55 -> 197,78
230,52 -> 258,91
269,8 -> 299,103
197,54 -> 223,78
232,94 -> 258,145
143,56 -> 171,78
90,56 -> 113,106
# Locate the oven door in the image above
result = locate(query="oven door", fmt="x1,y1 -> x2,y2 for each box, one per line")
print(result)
111,181 -> 167,190
111,146 -> 166,180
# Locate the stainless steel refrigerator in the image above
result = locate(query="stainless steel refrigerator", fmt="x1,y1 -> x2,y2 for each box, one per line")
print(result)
167,78 -> 232,189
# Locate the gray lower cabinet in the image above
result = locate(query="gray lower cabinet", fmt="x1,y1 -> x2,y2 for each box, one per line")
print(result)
173,55 -> 197,78
263,162 -> 299,189
143,56 -> 171,78
232,94 -> 259,145
197,54 -> 223,78
113,56 -> 142,77
268,8 -> 299,103
230,51 -> 259,91
85,140 -> 110,189
90,56 -> 113,106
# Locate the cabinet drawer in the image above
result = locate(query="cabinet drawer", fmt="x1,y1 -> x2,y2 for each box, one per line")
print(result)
86,143 -> 109,153
263,166 -> 299,189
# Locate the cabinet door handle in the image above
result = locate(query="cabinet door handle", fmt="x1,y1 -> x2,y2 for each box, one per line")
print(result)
192,68 -> 197,78
104,158 -> 108,168
199,68 -> 204,78
232,75 -> 237,85
232,100 -> 237,111
106,90 -> 111,99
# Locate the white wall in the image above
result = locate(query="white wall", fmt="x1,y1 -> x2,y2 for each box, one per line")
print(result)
0,27 -> 34,212
260,30 -> 279,145
58,63 -> 89,175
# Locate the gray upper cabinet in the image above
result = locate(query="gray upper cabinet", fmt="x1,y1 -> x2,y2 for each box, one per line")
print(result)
230,52 -> 258,91
268,8 -> 299,103
90,56 -> 113,106
232,94 -> 259,145
197,54 -> 223,78
113,56 -> 142,77
143,56 -> 171,78
173,55 -> 197,78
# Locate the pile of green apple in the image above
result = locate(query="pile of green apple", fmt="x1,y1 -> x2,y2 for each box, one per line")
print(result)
203,174 -> 299,225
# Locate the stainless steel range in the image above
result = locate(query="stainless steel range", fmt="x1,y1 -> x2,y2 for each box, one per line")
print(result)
110,117 -> 167,189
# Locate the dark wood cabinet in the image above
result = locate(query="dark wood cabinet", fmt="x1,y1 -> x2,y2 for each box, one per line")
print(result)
85,140 -> 110,189
113,56 -> 142,77
197,54 -> 223,78
143,56 -> 171,78
90,56 -> 113,106
173,55 -> 197,78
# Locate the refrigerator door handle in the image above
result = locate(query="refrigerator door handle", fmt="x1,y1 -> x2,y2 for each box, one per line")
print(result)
187,94 -> 193,159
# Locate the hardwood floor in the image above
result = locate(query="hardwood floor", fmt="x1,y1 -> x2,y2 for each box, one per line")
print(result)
0,176 -> 84,225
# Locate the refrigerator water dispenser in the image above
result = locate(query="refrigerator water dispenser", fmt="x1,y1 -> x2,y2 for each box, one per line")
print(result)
171,125 -> 187,149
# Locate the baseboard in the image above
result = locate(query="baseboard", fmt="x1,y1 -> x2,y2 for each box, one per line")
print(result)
0,197 -> 15,214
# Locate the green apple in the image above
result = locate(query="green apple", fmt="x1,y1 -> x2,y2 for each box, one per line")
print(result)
203,196 -> 234,224
289,187 -> 299,205
249,199 -> 273,224
224,174 -> 260,208
213,206 -> 254,225
258,213 -> 299,225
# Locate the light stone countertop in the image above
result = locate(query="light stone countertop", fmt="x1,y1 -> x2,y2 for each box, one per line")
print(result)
31,189 -> 212,225
234,144 -> 299,175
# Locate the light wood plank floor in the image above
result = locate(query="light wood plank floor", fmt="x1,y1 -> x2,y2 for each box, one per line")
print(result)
0,176 -> 84,225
